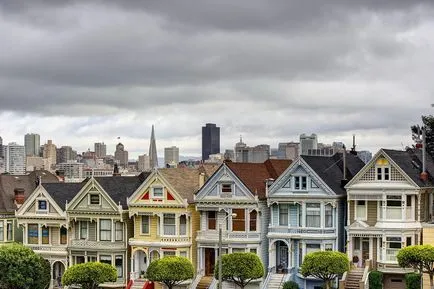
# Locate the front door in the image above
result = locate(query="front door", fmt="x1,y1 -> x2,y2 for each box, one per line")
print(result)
276,241 -> 289,272
205,248 -> 215,276
362,239 -> 370,265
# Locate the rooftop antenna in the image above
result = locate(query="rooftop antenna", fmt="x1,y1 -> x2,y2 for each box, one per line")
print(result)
350,134 -> 357,155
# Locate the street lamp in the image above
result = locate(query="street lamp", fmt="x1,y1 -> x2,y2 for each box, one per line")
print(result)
218,212 -> 237,289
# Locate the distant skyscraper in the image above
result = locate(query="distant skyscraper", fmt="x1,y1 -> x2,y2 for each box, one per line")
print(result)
202,123 -> 220,161
94,142 -> 107,158
164,146 -> 179,167
114,143 -> 128,167
43,140 -> 57,169
300,134 -> 318,155
138,154 -> 150,172
4,142 -> 26,175
149,125 -> 158,169
234,137 -> 270,163
57,146 -> 74,163
0,136 -> 3,159
24,133 -> 40,156
277,142 -> 300,160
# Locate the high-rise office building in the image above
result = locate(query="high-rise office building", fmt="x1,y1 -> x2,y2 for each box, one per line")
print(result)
164,146 -> 179,167
149,125 -> 158,169
234,137 -> 270,163
114,143 -> 129,167
277,142 -> 300,160
0,136 -> 3,159
4,142 -> 26,175
43,140 -> 57,169
300,134 -> 318,155
138,154 -> 150,172
202,123 -> 220,161
57,146 -> 74,164
24,133 -> 40,156
94,142 -> 107,158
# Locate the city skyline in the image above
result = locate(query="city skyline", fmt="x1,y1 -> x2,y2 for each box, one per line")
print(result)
1,1 -> 434,158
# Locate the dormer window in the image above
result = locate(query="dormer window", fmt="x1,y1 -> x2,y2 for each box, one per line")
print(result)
152,187 -> 164,198
221,184 -> 232,193
89,194 -> 100,205
294,176 -> 307,190
376,158 -> 390,181
38,200 -> 47,211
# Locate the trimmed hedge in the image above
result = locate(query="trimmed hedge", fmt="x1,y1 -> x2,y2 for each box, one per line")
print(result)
405,273 -> 421,289
282,280 -> 300,289
369,271 -> 383,289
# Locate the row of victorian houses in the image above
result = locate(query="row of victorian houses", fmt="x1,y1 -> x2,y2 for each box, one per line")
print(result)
1,148 -> 434,289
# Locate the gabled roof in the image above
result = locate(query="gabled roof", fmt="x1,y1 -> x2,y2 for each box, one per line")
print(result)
94,172 -> 151,209
158,167 -> 202,203
302,153 -> 365,195
225,159 -> 291,199
383,148 -> 434,187
43,182 -> 85,210
0,170 -> 59,213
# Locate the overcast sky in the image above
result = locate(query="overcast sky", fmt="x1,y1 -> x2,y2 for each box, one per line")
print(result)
1,0 -> 434,158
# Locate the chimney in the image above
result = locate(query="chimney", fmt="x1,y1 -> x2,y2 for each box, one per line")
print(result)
56,170 -> 65,182
199,173 -> 205,188
14,188 -> 25,207
265,178 -> 275,197
113,163 -> 121,176
341,146 -> 348,187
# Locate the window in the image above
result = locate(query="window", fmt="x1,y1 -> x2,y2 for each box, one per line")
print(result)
80,221 -> 88,239
325,204 -> 333,227
163,214 -> 176,235
163,250 -> 176,257
279,204 -> 288,226
60,227 -> 67,244
356,200 -> 367,220
306,243 -> 321,255
42,226 -> 49,244
152,187 -> 164,198
385,196 -> 402,220
232,248 -> 245,253
75,256 -> 85,264
384,167 -> 390,180
89,256 -> 97,262
179,215 -> 187,235
90,194 -> 100,205
406,237 -> 412,247
115,255 -> 123,278
115,222 -> 123,241
354,237 -> 361,250
28,224 -> 38,244
0,222 -> 3,241
249,211 -> 257,231
250,248 -> 257,254
38,200 -> 47,210
232,209 -> 246,231
325,244 -> 333,251
386,237 -> 402,261
294,176 -> 307,190
376,158 -> 390,181
100,219 -> 112,241
306,203 -> 320,227
208,211 -> 216,230
100,255 -> 112,265
6,221 -> 13,241
141,216 -> 150,234
221,183 -> 232,193
180,251 -> 187,258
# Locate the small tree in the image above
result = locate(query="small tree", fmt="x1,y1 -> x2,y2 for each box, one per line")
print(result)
62,262 -> 117,289
0,243 -> 51,289
146,256 -> 194,289
214,252 -> 264,289
397,245 -> 434,289
301,251 -> 349,289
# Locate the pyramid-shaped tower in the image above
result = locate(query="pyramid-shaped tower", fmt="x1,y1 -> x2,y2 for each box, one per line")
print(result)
149,125 -> 158,169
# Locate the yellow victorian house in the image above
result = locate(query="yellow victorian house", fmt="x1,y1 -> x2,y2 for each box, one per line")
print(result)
127,166 -> 215,284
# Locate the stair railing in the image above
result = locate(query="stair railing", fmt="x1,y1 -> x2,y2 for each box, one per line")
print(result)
359,260 -> 372,289
260,266 -> 275,289
189,273 -> 203,289
208,278 -> 218,289
338,271 -> 347,289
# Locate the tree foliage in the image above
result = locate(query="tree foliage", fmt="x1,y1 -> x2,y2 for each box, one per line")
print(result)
411,115 -> 434,158
397,245 -> 434,289
369,271 -> 383,289
0,243 -> 51,289
62,262 -> 117,289
214,252 -> 264,289
146,256 -> 194,289
300,251 -> 349,289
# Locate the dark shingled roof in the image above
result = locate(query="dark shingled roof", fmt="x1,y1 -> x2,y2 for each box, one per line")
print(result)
43,182 -> 85,210
94,172 -> 151,209
226,159 -> 292,199
383,148 -> 434,187
0,170 -> 59,213
302,153 -> 365,195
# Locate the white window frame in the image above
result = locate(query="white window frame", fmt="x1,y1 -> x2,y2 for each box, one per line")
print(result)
355,200 -> 367,221
220,183 -> 233,196
36,198 -> 49,213
324,204 -> 333,228
294,176 -> 307,191
163,250 -> 176,257
305,203 -> 321,228
179,215 -> 187,236
376,166 -> 391,181
89,194 -> 101,205
141,215 -> 150,235
115,222 -> 123,241
79,221 -> 88,240
279,204 -> 289,226
0,221 -> 4,241
163,214 -> 176,236
152,187 -> 164,199
385,236 -> 402,262
6,221 -> 13,241
100,219 -> 112,241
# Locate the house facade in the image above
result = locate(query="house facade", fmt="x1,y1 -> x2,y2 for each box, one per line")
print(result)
127,167 -> 213,287
345,149 -> 431,289
66,174 -> 148,287
194,160 -> 290,287
267,153 -> 364,289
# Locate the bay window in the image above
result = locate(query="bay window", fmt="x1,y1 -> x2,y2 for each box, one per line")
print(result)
179,215 -> 187,235
100,219 -> 112,241
279,204 -> 288,226
249,210 -> 257,231
386,237 -> 402,261
207,211 -> 216,230
42,226 -> 49,244
385,196 -> 402,220
60,227 -> 67,244
306,203 -> 320,227
115,255 -> 123,278
232,209 -> 246,231
163,214 -> 176,235
6,221 -> 12,241
28,224 -> 38,244
80,221 -> 88,239
115,222 -> 123,241
100,255 -> 112,265
355,200 -> 367,220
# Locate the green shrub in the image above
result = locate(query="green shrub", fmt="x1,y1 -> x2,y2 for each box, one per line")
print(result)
146,256 -> 194,289
369,271 -> 383,289
62,262 -> 117,289
405,273 -> 421,289
282,280 -> 300,289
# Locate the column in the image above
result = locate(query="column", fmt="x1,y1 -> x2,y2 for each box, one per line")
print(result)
175,214 -> 180,236
320,202 -> 325,228
369,237 -> 373,262
402,193 -> 406,221
96,218 -> 100,241
111,218 -> 115,242
301,202 -> 306,227
24,224 -> 28,244
417,195 -> 421,222
38,224 -> 42,244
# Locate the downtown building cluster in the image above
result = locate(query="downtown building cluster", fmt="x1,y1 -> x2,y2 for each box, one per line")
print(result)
1,144 -> 433,289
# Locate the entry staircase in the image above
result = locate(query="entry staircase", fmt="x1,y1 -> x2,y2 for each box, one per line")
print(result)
344,268 -> 365,289
197,276 -> 213,289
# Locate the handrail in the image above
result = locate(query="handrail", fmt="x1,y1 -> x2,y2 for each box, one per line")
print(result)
359,260 -> 372,289
278,273 -> 287,289
260,267 -> 275,289
339,271 -> 347,289
208,278 -> 218,289
189,274 -> 203,289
